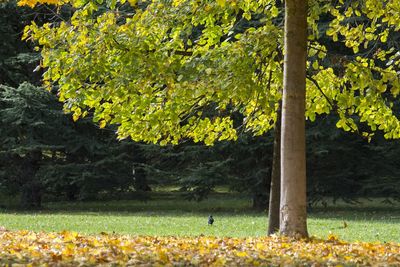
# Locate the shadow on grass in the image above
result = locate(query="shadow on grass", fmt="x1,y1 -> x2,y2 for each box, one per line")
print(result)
0,192 -> 261,216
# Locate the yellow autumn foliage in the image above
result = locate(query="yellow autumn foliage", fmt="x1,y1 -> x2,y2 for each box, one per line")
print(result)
17,0 -> 61,7
0,229 -> 399,265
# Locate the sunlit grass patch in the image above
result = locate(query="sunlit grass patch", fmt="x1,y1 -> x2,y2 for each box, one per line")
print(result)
0,195 -> 399,242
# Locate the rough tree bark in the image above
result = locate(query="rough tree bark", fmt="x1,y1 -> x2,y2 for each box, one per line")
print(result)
267,102 -> 281,235
279,0 -> 308,238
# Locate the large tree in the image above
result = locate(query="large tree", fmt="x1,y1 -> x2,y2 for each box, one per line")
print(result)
280,0 -> 308,237
19,0 -> 400,237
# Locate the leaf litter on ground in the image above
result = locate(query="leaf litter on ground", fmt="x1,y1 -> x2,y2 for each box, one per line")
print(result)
0,228 -> 399,266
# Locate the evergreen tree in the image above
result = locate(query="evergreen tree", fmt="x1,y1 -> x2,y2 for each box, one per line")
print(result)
0,83 -> 150,207
0,82 -> 66,207
0,1 -> 42,86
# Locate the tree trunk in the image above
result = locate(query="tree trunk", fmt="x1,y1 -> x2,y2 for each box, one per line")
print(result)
280,0 -> 308,238
134,167 -> 152,192
20,150 -> 43,209
252,192 -> 267,210
267,102 -> 281,235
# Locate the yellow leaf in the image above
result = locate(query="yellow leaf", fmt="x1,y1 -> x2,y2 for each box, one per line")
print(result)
332,33 -> 338,42
62,231 -> 78,242
17,0 -> 36,7
312,61 -> 319,70
72,113 -> 80,122
158,249 -> 169,263
256,242 -> 266,250
62,243 -> 75,257
327,233 -> 339,241
99,120 -> 106,128
236,251 -> 248,257
127,0 -> 137,6
216,0 -> 225,7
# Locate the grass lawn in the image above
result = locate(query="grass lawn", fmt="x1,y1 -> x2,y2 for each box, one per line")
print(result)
0,193 -> 399,243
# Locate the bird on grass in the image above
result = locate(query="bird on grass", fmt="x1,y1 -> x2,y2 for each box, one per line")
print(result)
208,215 -> 214,226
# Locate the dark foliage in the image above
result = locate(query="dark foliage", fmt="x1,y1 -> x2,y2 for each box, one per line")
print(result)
0,83 -> 149,207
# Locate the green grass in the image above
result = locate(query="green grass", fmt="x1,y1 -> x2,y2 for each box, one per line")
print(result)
0,193 -> 399,243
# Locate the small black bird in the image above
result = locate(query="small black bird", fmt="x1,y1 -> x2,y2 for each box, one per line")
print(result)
208,215 -> 214,226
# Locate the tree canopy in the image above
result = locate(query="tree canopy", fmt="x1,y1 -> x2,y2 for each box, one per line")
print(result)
19,0 -> 400,145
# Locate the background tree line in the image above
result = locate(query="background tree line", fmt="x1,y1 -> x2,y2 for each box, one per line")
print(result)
1,0 -> 400,210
